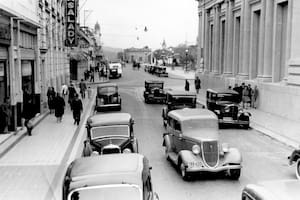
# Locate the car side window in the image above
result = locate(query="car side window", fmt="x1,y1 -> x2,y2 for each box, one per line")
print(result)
169,118 -> 175,128
174,120 -> 181,132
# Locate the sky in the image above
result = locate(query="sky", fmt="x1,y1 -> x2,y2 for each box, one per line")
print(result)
79,0 -> 199,50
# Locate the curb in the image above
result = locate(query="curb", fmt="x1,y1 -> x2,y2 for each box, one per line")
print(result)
0,111 -> 49,158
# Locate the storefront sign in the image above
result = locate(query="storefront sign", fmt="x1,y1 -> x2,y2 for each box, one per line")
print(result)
65,0 -> 77,46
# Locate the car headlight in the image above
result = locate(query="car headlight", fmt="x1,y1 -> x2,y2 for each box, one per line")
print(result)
123,148 -> 132,153
113,97 -> 118,102
97,98 -> 104,105
192,145 -> 200,155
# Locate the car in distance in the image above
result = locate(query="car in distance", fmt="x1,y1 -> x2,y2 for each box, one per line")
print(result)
241,180 -> 300,200
162,90 -> 197,127
109,62 -> 122,78
83,113 -> 138,156
95,83 -> 121,112
288,148 -> 300,179
206,88 -> 251,129
143,80 -> 166,103
63,154 -> 159,200
154,65 -> 168,77
163,108 -> 242,180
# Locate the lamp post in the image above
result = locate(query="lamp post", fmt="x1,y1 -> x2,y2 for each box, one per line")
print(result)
185,49 -> 188,72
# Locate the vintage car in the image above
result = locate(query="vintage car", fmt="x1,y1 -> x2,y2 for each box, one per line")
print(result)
95,83 -> 121,112
162,90 -> 197,127
143,80 -> 166,103
154,65 -> 168,77
63,154 -> 159,200
83,113 -> 138,156
206,88 -> 251,129
241,180 -> 300,200
163,108 -> 242,180
288,148 -> 300,179
109,62 -> 122,78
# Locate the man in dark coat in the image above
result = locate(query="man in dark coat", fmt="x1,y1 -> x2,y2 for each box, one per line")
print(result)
185,79 -> 190,91
79,79 -> 87,99
21,98 -> 36,136
194,77 -> 201,94
47,87 -> 56,114
54,93 -> 65,123
71,94 -> 83,125
68,84 -> 77,107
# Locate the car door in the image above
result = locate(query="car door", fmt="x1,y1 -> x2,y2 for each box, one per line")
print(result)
172,119 -> 183,153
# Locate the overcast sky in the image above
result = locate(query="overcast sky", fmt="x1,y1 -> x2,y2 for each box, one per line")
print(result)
79,0 -> 199,50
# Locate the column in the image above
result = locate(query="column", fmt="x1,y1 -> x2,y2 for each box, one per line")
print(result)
257,0 -> 266,79
224,0 -> 234,76
262,0 -> 274,81
197,11 -> 204,72
204,9 -> 210,73
213,4 -> 220,75
239,0 -> 251,78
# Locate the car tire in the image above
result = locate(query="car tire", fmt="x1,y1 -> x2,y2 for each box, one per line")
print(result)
244,123 -> 250,129
296,159 -> 300,180
228,169 -> 241,180
179,162 -> 190,181
165,147 -> 170,161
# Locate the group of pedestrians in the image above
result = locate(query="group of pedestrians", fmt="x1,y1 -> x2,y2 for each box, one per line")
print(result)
184,76 -> 201,94
231,83 -> 259,109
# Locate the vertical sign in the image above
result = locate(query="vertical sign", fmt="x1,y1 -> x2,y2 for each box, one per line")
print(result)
65,0 -> 77,46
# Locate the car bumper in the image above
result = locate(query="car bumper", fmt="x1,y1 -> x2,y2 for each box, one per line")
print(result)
96,104 -> 121,110
186,164 -> 242,173
219,118 -> 249,125
147,96 -> 166,101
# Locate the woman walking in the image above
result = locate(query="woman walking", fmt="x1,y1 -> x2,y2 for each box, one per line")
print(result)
47,87 -> 56,114
71,94 -> 83,125
21,98 -> 36,136
54,93 -> 65,123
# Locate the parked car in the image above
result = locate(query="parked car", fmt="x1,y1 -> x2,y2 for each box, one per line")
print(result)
163,108 -> 242,180
154,65 -> 168,77
109,62 -> 122,78
206,88 -> 251,129
143,80 -> 166,103
95,83 -> 121,112
241,180 -> 300,200
63,154 -> 159,200
162,90 -> 197,127
83,113 -> 138,156
288,148 -> 300,179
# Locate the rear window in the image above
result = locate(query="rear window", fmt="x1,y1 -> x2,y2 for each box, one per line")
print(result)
98,86 -> 117,93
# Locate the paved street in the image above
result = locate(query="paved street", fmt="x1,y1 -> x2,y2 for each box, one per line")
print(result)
108,65 -> 294,199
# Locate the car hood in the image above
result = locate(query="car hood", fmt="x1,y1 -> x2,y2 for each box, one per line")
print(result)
91,137 -> 129,149
183,129 -> 219,141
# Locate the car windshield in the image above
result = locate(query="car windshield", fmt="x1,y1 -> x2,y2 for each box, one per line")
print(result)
68,185 -> 142,200
182,119 -> 218,130
91,125 -> 129,140
170,96 -> 196,105
148,83 -> 163,89
98,86 -> 117,94
216,93 -> 240,103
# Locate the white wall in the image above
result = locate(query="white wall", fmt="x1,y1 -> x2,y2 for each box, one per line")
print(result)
0,0 -> 38,23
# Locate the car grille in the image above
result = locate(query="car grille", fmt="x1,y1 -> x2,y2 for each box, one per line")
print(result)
202,141 -> 219,167
102,147 -> 121,154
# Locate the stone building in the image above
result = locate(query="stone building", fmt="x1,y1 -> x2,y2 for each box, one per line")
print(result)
124,47 -> 152,63
0,0 -> 70,131
196,0 -> 300,121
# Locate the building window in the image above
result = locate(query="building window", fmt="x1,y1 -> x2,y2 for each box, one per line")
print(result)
220,20 -> 226,74
209,24 -> 214,72
233,16 -> 241,75
250,10 -> 261,79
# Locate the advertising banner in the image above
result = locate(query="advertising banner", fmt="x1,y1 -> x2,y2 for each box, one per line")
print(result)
65,0 -> 77,47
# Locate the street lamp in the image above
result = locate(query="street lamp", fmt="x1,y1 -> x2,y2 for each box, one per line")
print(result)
185,49 -> 189,72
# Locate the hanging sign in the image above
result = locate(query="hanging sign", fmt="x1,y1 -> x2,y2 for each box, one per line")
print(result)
65,0 -> 77,46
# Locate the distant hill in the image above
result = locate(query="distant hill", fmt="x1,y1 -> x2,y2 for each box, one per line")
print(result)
102,46 -> 123,61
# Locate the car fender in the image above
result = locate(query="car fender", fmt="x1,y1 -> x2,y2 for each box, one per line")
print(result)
178,150 -> 200,166
162,134 -> 171,148
223,147 -> 242,164
288,150 -> 300,165
132,138 -> 139,153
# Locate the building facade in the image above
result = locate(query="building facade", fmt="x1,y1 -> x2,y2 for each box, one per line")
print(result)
196,0 -> 300,121
0,0 -> 70,132
124,47 -> 152,63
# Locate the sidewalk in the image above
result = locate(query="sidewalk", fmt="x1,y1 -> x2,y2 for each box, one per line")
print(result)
0,88 -> 96,200
166,67 -> 300,149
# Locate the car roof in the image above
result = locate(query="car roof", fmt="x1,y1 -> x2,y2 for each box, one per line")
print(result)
87,113 -> 132,127
97,83 -> 118,88
145,80 -> 164,84
168,108 -> 218,122
243,180 -> 300,200
68,154 -> 145,190
166,90 -> 197,96
207,88 -> 239,95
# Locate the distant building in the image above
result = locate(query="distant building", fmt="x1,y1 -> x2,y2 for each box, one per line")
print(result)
195,0 -> 300,122
124,47 -> 152,63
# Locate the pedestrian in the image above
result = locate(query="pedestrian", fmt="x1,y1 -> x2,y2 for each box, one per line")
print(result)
252,85 -> 259,109
61,83 -> 68,103
68,83 -> 77,108
90,71 -> 94,82
248,84 -> 252,108
47,87 -> 56,114
21,98 -> 36,136
54,93 -> 65,123
0,105 -> 8,134
71,94 -> 83,125
194,76 -> 201,94
185,79 -> 190,91
2,97 -> 11,132
79,79 -> 87,99
233,83 -> 242,103
242,85 -> 250,109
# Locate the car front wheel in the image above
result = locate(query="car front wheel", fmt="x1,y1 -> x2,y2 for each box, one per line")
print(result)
228,169 -> 241,180
179,162 -> 189,181
296,159 -> 300,179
